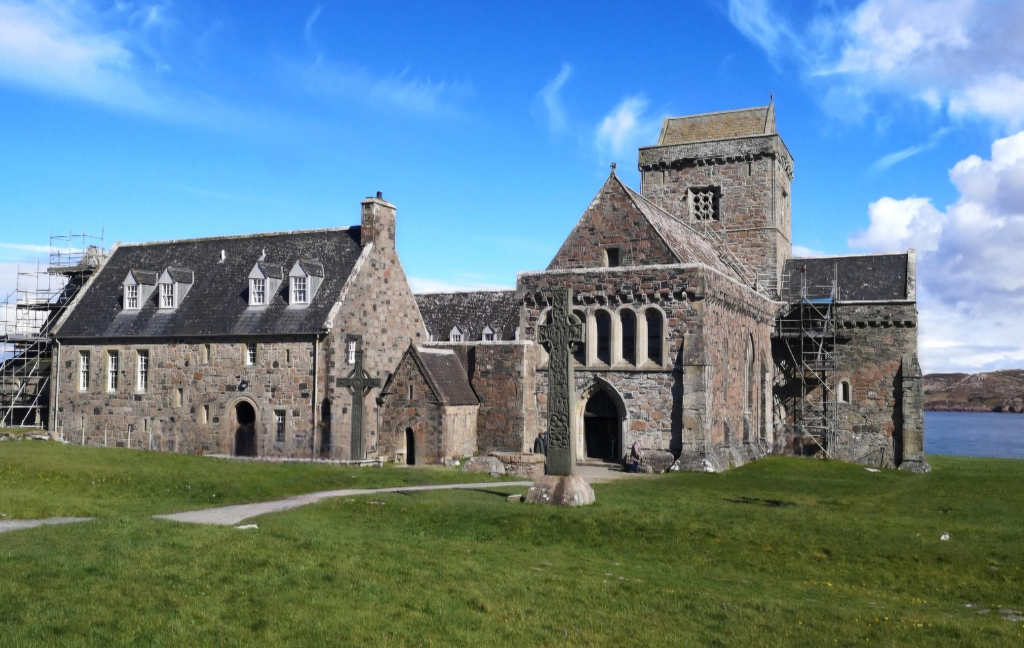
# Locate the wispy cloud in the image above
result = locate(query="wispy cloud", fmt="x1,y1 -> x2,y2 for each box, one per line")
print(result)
301,55 -> 472,115
594,95 -> 663,163
304,4 -> 323,45
871,128 -> 950,172
535,63 -> 573,133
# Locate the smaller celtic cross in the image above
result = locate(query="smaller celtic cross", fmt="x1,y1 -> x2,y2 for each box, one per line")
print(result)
337,341 -> 381,460
538,289 -> 583,476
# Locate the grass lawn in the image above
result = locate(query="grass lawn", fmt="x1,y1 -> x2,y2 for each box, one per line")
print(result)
1,444 -> 1023,646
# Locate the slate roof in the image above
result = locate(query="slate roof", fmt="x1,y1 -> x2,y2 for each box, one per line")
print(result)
782,253 -> 909,301
131,270 -> 159,285
56,227 -> 364,339
657,103 -> 775,146
257,261 -> 283,279
415,290 -> 519,341
416,348 -> 479,406
166,268 -> 194,284
618,178 -> 744,282
298,259 -> 325,277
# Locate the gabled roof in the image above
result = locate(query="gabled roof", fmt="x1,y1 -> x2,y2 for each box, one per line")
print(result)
415,290 -> 519,341
57,227 -> 364,338
165,268 -> 194,284
256,261 -> 284,279
615,176 -> 743,281
782,253 -> 909,301
382,345 -> 479,407
296,259 -> 325,277
129,270 -> 159,285
657,103 -> 775,146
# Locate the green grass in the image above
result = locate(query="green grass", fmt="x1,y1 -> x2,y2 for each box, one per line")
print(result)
1,444 -> 1023,647
0,440 -> 509,518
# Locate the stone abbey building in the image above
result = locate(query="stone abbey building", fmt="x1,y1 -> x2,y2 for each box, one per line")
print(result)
47,101 -> 928,472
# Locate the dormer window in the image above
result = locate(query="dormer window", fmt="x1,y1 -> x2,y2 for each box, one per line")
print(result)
482,325 -> 496,341
449,326 -> 463,342
123,269 -> 158,312
252,278 -> 266,305
292,276 -> 307,304
159,283 -> 174,309
126,284 -> 138,309
288,259 -> 323,307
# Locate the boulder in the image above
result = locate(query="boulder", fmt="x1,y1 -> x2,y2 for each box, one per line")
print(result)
524,475 -> 595,507
460,456 -> 505,475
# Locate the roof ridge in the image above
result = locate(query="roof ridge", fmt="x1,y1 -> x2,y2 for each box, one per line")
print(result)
662,105 -> 770,122
118,226 -> 359,248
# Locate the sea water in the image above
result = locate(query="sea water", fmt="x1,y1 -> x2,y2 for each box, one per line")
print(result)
925,411 -> 1024,459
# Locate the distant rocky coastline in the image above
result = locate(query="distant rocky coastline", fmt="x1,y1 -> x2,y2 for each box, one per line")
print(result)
924,370 -> 1024,413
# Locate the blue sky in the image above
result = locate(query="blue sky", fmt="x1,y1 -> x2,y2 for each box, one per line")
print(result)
2,0 -> 1024,373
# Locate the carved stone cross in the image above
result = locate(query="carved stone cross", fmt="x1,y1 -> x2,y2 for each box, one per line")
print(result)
337,342 -> 381,460
538,289 -> 583,476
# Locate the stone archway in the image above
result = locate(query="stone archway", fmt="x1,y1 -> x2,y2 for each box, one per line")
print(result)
234,400 -> 258,457
576,380 -> 626,464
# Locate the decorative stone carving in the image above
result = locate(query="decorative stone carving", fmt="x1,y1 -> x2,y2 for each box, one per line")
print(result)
537,288 -> 583,477
337,342 -> 381,460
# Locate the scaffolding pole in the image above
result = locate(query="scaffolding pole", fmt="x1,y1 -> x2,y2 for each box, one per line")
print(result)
0,230 -> 106,428
775,263 -> 841,456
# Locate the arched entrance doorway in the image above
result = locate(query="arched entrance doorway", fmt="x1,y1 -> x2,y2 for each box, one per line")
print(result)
583,390 -> 621,462
405,428 -> 416,465
234,401 -> 257,457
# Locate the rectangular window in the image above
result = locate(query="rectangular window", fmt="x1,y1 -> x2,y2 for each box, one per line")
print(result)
126,284 -> 138,309
275,410 -> 286,443
691,188 -> 719,220
107,351 -> 118,391
79,351 -> 89,391
246,343 -> 257,365
160,283 -> 174,308
292,276 -> 307,303
483,332 -> 494,341
136,350 -> 148,391
347,341 -> 356,364
408,384 -> 414,400
202,344 -> 210,364
251,278 -> 266,305
175,388 -> 183,407
200,404 -> 209,424
606,248 -> 620,267
285,349 -> 291,363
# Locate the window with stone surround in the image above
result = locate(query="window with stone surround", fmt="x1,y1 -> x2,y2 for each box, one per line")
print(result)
690,187 -> 720,221
595,310 -> 611,365
646,309 -> 663,365
347,340 -> 356,364
275,410 -> 286,443
246,343 -> 257,365
136,350 -> 148,392
200,404 -> 209,424
79,351 -> 89,391
175,388 -> 183,407
408,384 -> 414,400
572,310 -> 587,365
202,344 -> 210,364
620,310 -> 636,365
605,247 -> 620,268
839,380 -> 851,404
107,351 -> 118,391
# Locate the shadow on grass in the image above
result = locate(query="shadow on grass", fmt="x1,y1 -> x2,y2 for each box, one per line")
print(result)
724,496 -> 797,508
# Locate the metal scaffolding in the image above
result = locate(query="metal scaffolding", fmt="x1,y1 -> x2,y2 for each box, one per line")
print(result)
0,231 -> 106,428
775,263 -> 840,456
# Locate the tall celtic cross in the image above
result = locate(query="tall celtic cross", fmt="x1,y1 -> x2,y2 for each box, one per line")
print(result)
538,289 -> 583,476
337,343 -> 381,460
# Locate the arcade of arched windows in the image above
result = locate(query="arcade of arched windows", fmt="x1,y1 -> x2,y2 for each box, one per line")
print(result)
538,305 -> 668,370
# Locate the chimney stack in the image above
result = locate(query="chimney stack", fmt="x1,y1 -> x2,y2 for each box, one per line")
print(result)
360,193 -> 396,248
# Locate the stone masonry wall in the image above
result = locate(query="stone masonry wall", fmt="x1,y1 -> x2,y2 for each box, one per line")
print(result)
443,405 -> 479,461
323,197 -> 428,460
56,339 -> 317,454
519,263 -> 775,470
427,341 -> 537,454
639,135 -> 793,285
774,302 -> 919,469
547,175 -> 678,270
377,351 -> 443,464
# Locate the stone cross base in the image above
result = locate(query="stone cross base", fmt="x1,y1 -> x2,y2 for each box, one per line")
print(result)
524,475 -> 595,507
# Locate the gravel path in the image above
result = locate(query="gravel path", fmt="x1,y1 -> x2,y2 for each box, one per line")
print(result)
0,517 -> 93,534
153,481 -> 534,526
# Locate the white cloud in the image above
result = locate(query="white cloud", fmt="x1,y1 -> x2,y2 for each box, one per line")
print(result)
535,63 -> 572,133
791,245 -> 826,257
0,0 -> 154,113
727,0 -> 1024,129
849,130 -> 1024,371
304,4 -> 323,45
595,96 -> 662,163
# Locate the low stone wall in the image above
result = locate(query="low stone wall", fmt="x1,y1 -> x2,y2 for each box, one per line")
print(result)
490,451 -> 544,479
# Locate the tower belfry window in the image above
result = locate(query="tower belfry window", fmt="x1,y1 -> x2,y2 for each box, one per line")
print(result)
691,188 -> 719,220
